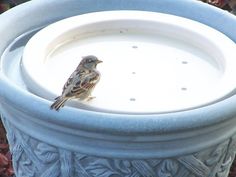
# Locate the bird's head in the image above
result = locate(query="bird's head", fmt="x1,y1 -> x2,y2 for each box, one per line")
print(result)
79,55 -> 102,70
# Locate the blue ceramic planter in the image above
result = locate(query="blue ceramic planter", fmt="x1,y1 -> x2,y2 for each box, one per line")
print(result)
1,0 -> 236,177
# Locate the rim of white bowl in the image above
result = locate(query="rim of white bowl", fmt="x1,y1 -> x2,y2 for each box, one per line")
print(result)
21,10 -> 236,114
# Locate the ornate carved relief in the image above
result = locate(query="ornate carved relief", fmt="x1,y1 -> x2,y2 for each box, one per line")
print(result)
2,117 -> 235,177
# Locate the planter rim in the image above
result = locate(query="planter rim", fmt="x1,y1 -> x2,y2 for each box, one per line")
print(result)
1,0 -> 236,134
1,72 -> 236,134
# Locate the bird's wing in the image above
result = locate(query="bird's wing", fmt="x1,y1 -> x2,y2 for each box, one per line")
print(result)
62,69 -> 86,92
66,71 -> 100,96
80,73 -> 99,90
61,69 -> 85,97
80,72 -> 100,90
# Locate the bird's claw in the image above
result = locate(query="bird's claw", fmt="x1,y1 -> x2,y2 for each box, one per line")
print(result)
86,96 -> 96,101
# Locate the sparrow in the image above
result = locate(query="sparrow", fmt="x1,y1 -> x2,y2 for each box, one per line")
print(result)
50,55 -> 102,111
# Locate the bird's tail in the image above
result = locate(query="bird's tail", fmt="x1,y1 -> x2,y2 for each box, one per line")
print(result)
50,96 -> 69,111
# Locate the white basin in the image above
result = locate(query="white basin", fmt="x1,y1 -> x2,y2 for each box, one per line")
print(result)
21,10 -> 236,113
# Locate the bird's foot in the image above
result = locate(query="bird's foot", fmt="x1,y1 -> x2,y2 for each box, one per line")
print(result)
86,96 -> 96,102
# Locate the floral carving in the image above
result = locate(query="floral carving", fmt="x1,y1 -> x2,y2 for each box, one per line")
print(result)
85,159 -> 131,177
157,159 -> 178,177
35,143 -> 58,164
1,117 -> 236,177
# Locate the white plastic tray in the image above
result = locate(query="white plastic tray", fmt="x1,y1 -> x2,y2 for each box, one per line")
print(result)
21,11 -> 236,113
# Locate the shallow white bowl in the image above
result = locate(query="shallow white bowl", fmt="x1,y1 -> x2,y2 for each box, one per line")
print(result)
21,10 -> 236,113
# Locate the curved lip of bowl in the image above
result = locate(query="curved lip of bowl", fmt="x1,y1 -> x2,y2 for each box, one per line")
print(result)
21,10 -> 236,114
0,0 -> 236,134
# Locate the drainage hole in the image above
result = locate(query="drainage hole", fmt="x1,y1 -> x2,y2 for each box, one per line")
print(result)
181,87 -> 188,91
182,61 -> 188,64
132,45 -> 138,49
130,98 -> 136,101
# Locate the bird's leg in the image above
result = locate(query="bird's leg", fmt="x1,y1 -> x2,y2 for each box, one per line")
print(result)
86,96 -> 96,101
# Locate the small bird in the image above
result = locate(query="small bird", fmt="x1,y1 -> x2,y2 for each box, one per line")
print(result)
50,55 -> 102,111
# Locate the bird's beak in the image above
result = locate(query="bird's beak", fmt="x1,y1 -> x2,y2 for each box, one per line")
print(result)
97,60 -> 103,64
